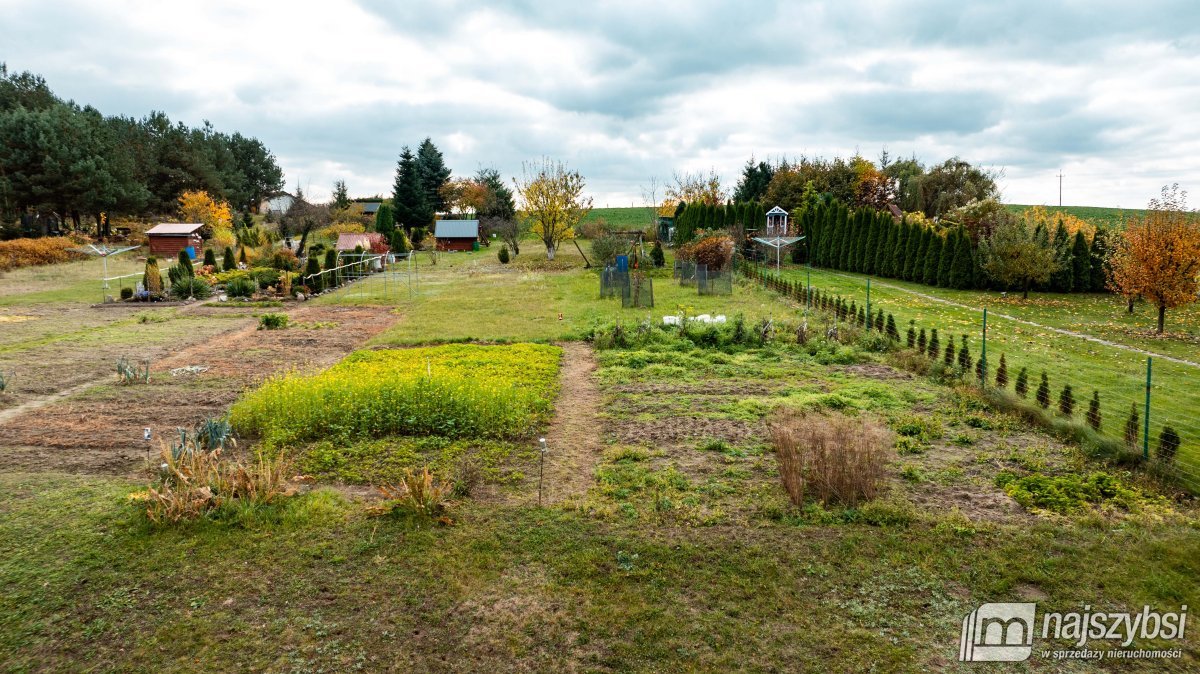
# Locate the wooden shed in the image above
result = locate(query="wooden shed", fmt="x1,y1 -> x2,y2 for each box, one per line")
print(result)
434,220 -> 479,251
146,223 -> 204,258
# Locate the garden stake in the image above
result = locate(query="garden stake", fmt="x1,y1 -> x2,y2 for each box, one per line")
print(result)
538,437 -> 547,507
1143,357 -> 1152,460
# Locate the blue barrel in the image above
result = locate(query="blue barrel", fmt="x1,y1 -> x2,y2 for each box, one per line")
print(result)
616,255 -> 629,272
184,246 -> 196,259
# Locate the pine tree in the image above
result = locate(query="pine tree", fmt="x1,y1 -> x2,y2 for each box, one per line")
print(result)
1035,372 -> 1051,408
906,320 -> 916,348
1070,230 -> 1090,293
995,353 -> 1008,388
1086,390 -> 1102,430
1158,426 -> 1180,463
1015,366 -> 1029,397
332,179 -> 350,210
886,314 -> 899,340
975,353 -> 984,382
1123,403 -> 1140,449
917,327 -> 927,352
857,307 -> 866,327
416,137 -> 451,212
239,247 -> 248,266
875,308 -> 885,333
944,339 -> 955,367
222,246 -> 235,272
203,248 -> 217,268
651,240 -> 665,268
957,334 -> 971,371
374,202 -> 396,238
393,146 -> 430,232
923,234 -> 942,286
928,328 -> 940,359
390,230 -> 409,255
1058,384 -> 1075,416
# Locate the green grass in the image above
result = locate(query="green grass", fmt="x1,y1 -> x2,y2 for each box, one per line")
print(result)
766,263 -> 1200,489
1005,204 -> 1147,230
580,205 -> 660,231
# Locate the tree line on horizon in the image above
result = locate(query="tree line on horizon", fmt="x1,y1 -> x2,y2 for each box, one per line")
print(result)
0,64 -> 284,239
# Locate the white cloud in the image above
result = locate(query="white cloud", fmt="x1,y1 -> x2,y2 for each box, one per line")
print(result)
2,0 -> 1200,207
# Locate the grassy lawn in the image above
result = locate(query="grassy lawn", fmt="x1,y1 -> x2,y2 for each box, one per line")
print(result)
330,244 -> 786,345
2,234 -> 1199,671
766,263 -> 1200,489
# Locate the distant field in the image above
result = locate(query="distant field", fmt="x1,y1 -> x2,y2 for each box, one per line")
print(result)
1004,204 -> 1145,229
581,205 -> 1145,230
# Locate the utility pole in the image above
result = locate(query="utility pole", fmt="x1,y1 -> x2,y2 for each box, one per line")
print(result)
1057,170 -> 1064,207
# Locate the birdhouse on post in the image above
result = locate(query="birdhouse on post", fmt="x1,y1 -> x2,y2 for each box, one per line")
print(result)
765,206 -> 789,237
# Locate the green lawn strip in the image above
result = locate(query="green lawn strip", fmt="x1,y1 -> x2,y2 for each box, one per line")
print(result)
769,265 -> 1200,481
1,473 -> 1195,671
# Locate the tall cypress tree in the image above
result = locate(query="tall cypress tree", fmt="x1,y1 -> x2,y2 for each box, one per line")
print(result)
862,212 -> 880,274
1088,229 -> 1108,293
936,230 -> 954,287
1049,221 -> 1073,292
1070,230 -> 1090,293
922,233 -> 942,286
890,218 -> 908,280
839,207 -> 855,270
829,206 -> 846,270
903,221 -> 922,281
949,228 -> 975,289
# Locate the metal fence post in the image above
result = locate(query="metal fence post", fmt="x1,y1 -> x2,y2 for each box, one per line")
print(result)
1143,357 -> 1153,460
980,308 -> 988,386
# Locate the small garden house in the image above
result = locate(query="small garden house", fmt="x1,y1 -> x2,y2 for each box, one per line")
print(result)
146,223 -> 204,258
434,220 -> 480,251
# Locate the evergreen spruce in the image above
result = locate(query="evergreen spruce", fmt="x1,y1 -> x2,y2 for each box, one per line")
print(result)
203,248 -> 217,268
875,308 -> 885,332
903,221 -> 923,280
857,307 -> 866,327
1049,221 -> 1073,292
1014,367 -> 1029,397
906,320 -> 916,348
886,314 -> 898,341
1058,384 -> 1075,416
943,340 -> 955,367
928,328 -> 939,359
651,240 -> 665,268
177,249 -> 194,276
917,327 -> 927,352
1035,372 -> 1051,409
1087,229 -> 1108,293
957,335 -> 971,371
948,228 -> 975,289
304,255 -> 322,293
995,354 -> 1008,388
1123,403 -> 1140,449
222,246 -> 235,272
975,354 -> 984,383
1086,390 -> 1102,430
239,247 -> 248,266
374,202 -> 396,238
936,232 -> 953,287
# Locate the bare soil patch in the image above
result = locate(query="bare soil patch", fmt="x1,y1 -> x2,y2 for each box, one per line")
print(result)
836,363 -> 913,381
0,305 -> 398,475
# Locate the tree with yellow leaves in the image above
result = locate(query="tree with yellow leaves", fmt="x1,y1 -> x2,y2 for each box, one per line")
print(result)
513,159 -> 592,261
664,169 -> 727,206
177,190 -> 233,240
1107,184 -> 1200,333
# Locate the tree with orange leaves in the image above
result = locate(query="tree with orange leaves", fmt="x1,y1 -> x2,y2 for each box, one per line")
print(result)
1107,184 -> 1200,333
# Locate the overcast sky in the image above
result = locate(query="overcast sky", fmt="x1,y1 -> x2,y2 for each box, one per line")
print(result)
4,0 -> 1199,208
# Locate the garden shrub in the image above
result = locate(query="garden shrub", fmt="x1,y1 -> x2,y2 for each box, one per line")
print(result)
995,354 -> 1008,389
170,275 -> 212,300
226,277 -> 256,298
590,233 -> 627,266
222,246 -> 236,271
177,249 -> 194,276
1086,390 -> 1102,430
143,258 -> 163,295
375,467 -> 453,522
650,240 -> 665,268
203,248 -> 217,268
1035,372 -> 1051,408
0,237 -> 84,272
927,329 -> 939,359
691,235 -> 735,271
258,313 -> 289,330
120,287 -> 134,300
1014,366 -> 1029,398
271,248 -> 300,271
303,256 -> 322,293
995,470 -> 1147,514
498,245 -> 510,264
1058,384 -> 1075,417
1123,403 -> 1140,449
254,268 -> 281,289
1157,426 -> 1180,464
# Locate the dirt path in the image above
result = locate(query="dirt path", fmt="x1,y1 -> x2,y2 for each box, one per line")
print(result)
0,377 -> 109,424
540,343 -> 604,504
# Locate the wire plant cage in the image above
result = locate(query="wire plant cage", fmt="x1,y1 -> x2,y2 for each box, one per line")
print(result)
675,260 -> 698,287
697,265 -> 733,296
600,266 -> 630,299
622,272 -> 654,308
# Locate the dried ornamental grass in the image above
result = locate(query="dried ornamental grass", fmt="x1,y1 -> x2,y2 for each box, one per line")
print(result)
769,410 -> 893,507
230,343 -> 562,445
0,237 -> 84,271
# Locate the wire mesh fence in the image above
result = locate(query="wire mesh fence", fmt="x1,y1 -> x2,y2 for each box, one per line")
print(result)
675,260 -> 697,286
600,266 -> 629,299
697,265 -> 733,296
306,252 -> 420,302
622,273 -> 654,308
738,260 -> 1200,494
